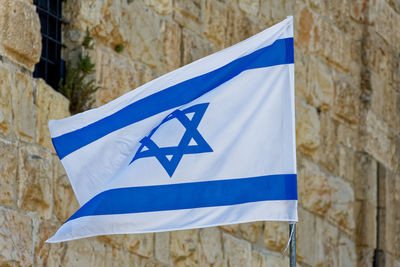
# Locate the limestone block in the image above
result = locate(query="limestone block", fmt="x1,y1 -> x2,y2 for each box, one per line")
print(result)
314,217 -> 339,267
34,220 -> 66,266
264,251 -> 289,266
96,235 -> 124,249
378,165 -> 400,256
313,16 -> 352,72
124,233 -> 154,258
251,250 -> 267,267
295,99 -> 320,153
0,141 -> 17,206
0,0 -> 41,70
53,156 -> 79,222
223,233 -> 251,267
35,79 -> 70,151
163,21 -> 181,72
353,152 -> 377,202
298,159 -> 355,233
170,229 -> 199,260
0,207 -> 32,266
296,207 -> 318,265
182,29 -> 214,65
104,246 -> 142,266
155,232 -> 170,264
259,0 -> 294,26
204,0 -> 227,49
333,76 -> 359,124
356,247 -> 375,267
354,200 -> 377,247
95,46 -> 135,106
144,0 -> 173,15
326,176 -> 355,234
226,4 -> 263,47
125,1 -> 165,73
11,72 -> 36,142
370,72 -> 400,133
0,63 -> 13,135
199,227 -> 223,265
173,0 -> 202,34
338,146 -> 355,183
263,221 -> 287,251
239,222 -> 262,243
338,233 -> 357,267
307,56 -> 334,112
219,223 -> 239,233
295,6 -> 313,49
315,112 -> 339,174
18,145 -> 53,219
364,111 -> 397,170
62,238 -> 106,266
374,0 -> 400,49
239,0 -> 259,17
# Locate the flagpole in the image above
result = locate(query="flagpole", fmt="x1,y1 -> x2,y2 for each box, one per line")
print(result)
289,222 -> 296,267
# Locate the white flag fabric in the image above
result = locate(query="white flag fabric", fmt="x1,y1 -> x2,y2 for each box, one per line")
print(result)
47,16 -> 297,243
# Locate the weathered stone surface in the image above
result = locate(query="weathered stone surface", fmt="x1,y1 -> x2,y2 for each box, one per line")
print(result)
295,6 -> 313,49
307,56 -> 334,111
333,76 -> 360,124
226,4 -> 263,47
11,72 -> 36,142
0,141 -> 17,206
170,229 -> 199,260
18,145 -> 53,219
173,0 -> 202,34
298,159 -> 355,233
223,233 -> 251,267
239,0 -> 259,17
0,207 -> 32,266
163,21 -> 181,72
204,0 -> 227,49
62,238 -> 106,266
239,222 -> 262,243
354,200 -> 377,247
53,156 -> 79,222
124,233 -> 154,258
124,1 -> 165,73
219,223 -> 239,233
199,227 -> 223,265
144,0 -> 173,15
338,233 -> 357,267
0,0 -> 41,70
182,29 -> 214,65
35,79 -> 70,151
364,111 -> 397,170
259,0 -> 294,26
0,63 -> 13,136
295,98 -> 320,152
34,220 -> 65,266
155,232 -> 170,264
104,246 -> 142,267
263,221 -> 287,251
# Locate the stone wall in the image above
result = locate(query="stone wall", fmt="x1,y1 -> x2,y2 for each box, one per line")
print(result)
0,0 -> 399,266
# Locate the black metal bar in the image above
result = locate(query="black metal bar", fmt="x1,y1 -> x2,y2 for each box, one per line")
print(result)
36,5 -> 69,24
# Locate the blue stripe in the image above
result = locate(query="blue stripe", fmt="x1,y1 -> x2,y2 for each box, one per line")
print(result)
53,38 -> 294,159
67,174 -> 297,222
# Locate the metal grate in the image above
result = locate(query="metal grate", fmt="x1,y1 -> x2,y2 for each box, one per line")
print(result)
33,0 -> 66,90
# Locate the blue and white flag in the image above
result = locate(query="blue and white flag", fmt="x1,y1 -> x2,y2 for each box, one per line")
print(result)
47,17 -> 297,243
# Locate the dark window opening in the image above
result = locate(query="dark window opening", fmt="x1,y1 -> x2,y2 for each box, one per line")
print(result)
33,0 -> 66,90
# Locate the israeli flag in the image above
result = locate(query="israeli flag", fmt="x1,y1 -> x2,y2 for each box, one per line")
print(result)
48,17 -> 297,243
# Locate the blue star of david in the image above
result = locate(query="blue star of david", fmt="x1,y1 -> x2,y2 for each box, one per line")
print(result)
130,103 -> 213,177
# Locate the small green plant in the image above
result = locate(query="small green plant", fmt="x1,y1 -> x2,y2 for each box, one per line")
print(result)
115,44 -> 124,53
59,29 -> 100,114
